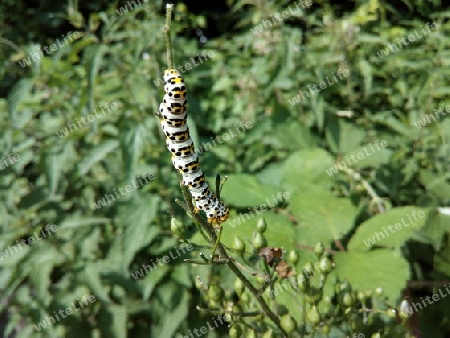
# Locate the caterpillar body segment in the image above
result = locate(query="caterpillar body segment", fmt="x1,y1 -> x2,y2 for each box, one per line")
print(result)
158,69 -> 229,225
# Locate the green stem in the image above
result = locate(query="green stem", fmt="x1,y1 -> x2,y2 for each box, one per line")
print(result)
164,4 -> 174,69
189,211 -> 288,337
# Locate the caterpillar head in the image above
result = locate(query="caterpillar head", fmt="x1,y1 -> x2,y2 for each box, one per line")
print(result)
207,205 -> 229,225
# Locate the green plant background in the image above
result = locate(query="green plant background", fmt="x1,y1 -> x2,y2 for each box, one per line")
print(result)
1,0 -> 450,337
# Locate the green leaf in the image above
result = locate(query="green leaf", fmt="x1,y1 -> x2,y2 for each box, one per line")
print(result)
81,262 -> 110,303
119,119 -> 145,180
7,78 -> 33,124
274,121 -> 316,150
59,217 -> 110,230
98,304 -> 127,338
221,173 -> 284,208
221,212 -> 296,249
344,143 -> 393,169
289,186 -> 357,245
43,148 -> 61,196
281,149 -> 335,194
77,139 -> 119,176
118,195 -> 159,267
348,207 -> 429,251
157,285 -> 189,338
334,249 -> 409,303
419,170 -> 450,199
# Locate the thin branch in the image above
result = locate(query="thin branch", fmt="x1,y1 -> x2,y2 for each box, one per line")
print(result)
164,4 -> 174,69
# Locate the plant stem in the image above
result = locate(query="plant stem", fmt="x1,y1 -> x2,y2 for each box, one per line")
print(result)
189,211 -> 288,337
164,4 -> 174,69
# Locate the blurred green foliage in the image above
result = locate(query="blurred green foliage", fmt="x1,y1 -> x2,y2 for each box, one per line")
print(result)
1,0 -> 450,337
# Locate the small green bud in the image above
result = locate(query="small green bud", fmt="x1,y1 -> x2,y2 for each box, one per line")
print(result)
288,250 -> 299,264
234,278 -> 245,295
256,218 -> 267,233
303,262 -> 314,276
375,287 -> 383,296
170,217 -> 185,237
246,328 -> 257,338
357,291 -> 366,302
335,279 -> 352,293
371,333 -> 381,338
339,291 -> 354,308
256,275 -> 266,286
280,313 -> 297,333
195,276 -> 206,290
306,306 -> 321,326
305,287 -> 322,304
314,242 -> 325,258
386,308 -> 397,318
208,284 -> 224,302
233,236 -> 245,253
318,257 -> 332,274
229,325 -> 242,338
321,325 -> 330,334
240,291 -> 250,305
262,329 -> 275,338
252,232 -> 267,250
207,298 -> 220,308
297,273 -> 310,291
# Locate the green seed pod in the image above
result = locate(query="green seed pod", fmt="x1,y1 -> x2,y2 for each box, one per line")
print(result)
262,329 -> 275,338
339,291 -> 354,308
288,250 -> 299,264
280,313 -> 297,333
318,257 -> 332,274
252,232 -> 267,250
386,308 -> 397,318
256,275 -> 266,286
195,276 -> 206,290
240,291 -> 250,305
306,306 -> 321,326
335,279 -> 352,294
315,242 -> 325,258
256,218 -> 267,233
297,273 -> 310,291
170,217 -> 185,238
233,236 -> 246,253
229,325 -> 242,338
303,262 -> 314,277
208,284 -> 224,302
321,324 -> 330,334
207,298 -> 220,308
246,328 -> 257,338
371,333 -> 381,338
305,287 -> 322,304
234,278 -> 245,295
375,287 -> 383,296
357,291 -> 366,302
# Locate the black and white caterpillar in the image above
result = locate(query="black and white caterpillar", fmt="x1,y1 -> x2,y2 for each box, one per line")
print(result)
157,69 -> 229,225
